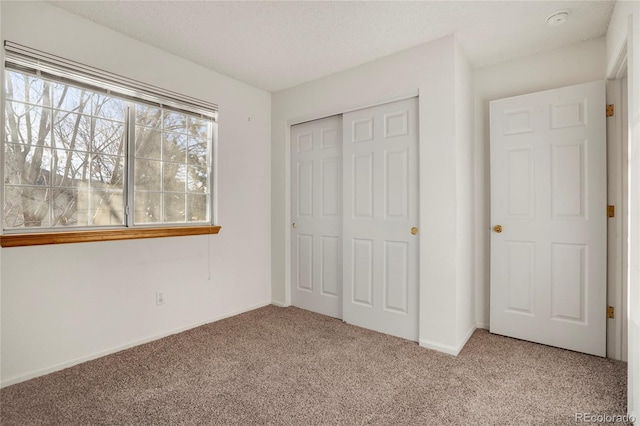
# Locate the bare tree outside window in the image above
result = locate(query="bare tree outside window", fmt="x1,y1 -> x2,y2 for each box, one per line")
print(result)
133,104 -> 210,224
3,69 -> 212,231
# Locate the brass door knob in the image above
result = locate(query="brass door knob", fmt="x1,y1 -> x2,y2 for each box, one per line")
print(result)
493,225 -> 503,233
411,227 -> 419,235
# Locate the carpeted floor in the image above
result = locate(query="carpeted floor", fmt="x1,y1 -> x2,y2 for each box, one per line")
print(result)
0,305 -> 629,425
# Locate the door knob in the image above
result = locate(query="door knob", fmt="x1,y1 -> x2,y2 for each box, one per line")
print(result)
292,223 -> 297,229
411,227 -> 418,235
493,225 -> 503,233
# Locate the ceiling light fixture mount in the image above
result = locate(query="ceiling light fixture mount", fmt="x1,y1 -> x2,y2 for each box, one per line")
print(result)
546,9 -> 570,27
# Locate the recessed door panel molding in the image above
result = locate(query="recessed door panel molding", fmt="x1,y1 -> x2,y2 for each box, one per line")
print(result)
352,238 -> 374,307
385,149 -> 409,220
291,115 -> 342,319
550,98 -> 587,129
353,153 -> 374,218
490,80 -> 606,357
297,234 -> 313,291
503,108 -> 534,135
384,110 -> 409,138
298,132 -> 313,152
343,97 -> 419,342
506,147 -> 534,218
322,158 -> 340,217
321,236 -> 340,297
506,241 -> 535,315
384,241 -> 409,314
353,118 -> 374,143
552,140 -> 586,219
551,243 -> 587,324
297,161 -> 313,217
321,128 -> 339,149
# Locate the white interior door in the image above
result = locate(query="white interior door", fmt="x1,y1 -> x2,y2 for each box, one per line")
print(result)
490,81 -> 606,356
291,115 -> 342,318
342,97 -> 419,341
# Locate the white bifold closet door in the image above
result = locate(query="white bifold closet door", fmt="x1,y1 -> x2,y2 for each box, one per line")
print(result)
342,97 -> 419,341
291,97 -> 419,342
291,115 -> 343,319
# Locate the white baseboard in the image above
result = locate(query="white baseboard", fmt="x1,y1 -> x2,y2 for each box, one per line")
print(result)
419,325 -> 476,356
476,322 -> 489,330
1,301 -> 271,388
271,299 -> 288,307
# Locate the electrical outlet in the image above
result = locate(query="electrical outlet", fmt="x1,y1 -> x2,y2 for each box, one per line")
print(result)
156,291 -> 165,305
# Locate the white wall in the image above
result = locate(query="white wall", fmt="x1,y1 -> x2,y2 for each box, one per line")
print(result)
0,1 -> 272,387
607,0 -> 640,419
473,38 -> 606,329
455,44 -> 475,344
271,35 -> 476,354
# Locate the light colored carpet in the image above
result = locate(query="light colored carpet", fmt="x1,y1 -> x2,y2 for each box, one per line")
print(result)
0,305 -> 629,425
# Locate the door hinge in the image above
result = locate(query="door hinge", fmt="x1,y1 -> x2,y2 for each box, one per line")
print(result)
607,306 -> 615,319
606,104 -> 614,117
607,205 -> 615,218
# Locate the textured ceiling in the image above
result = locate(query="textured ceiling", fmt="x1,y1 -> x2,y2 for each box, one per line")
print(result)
48,1 -> 615,93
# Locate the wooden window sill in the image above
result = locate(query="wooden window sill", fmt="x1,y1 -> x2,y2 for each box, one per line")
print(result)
0,226 -> 221,248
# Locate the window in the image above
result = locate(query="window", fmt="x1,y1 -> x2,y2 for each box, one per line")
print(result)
2,42 -> 218,245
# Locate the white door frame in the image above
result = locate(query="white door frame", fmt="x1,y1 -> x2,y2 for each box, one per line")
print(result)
606,57 -> 628,361
606,10 -> 639,418
283,91 -> 419,308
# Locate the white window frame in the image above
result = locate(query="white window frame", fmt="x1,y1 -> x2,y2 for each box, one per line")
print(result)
1,41 -> 219,239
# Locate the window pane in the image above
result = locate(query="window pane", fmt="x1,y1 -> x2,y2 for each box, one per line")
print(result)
187,194 -> 208,223
91,155 -> 125,190
6,102 -> 52,147
133,105 -> 211,226
5,186 -> 51,228
52,188 -> 88,227
163,162 -> 186,192
135,159 -> 162,191
163,193 -> 185,223
4,186 -> 25,228
136,104 -> 161,128
135,127 -> 161,160
163,111 -> 187,133
19,146 -> 52,186
94,119 -> 125,156
52,83 -> 92,114
93,94 -> 125,121
163,132 -> 187,163
52,111 -> 91,152
187,135 -> 208,166
3,70 -> 130,230
5,71 -> 46,104
134,191 -> 161,224
5,100 -> 26,121
52,149 -> 90,187
188,116 -> 209,138
4,143 -> 25,185
89,191 -> 124,226
187,166 -> 208,193
4,144 -> 53,187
